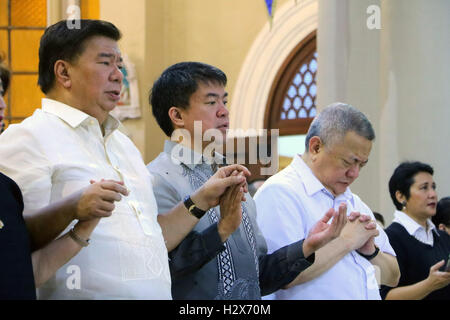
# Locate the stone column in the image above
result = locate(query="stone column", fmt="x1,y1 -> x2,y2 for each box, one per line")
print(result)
379,0 -> 450,218
318,0 -> 382,217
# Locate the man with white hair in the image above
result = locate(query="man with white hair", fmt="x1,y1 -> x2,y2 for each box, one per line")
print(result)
254,103 -> 400,300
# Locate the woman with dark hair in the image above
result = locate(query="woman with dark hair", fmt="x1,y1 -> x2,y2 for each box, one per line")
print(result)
433,197 -> 450,235
381,161 -> 450,300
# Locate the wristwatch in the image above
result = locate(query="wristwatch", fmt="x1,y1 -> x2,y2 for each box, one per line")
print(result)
183,195 -> 207,219
357,245 -> 380,261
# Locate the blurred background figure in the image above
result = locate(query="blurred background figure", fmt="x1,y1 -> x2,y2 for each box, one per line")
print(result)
433,197 -> 450,235
248,179 -> 266,198
381,161 -> 450,300
373,212 -> 385,229
0,54 -> 10,134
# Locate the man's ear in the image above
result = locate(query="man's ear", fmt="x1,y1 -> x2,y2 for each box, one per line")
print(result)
54,60 -> 72,89
168,106 -> 184,128
308,136 -> 322,155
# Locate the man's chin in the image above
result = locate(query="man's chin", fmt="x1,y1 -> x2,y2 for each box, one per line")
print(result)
330,184 -> 349,197
101,103 -> 118,114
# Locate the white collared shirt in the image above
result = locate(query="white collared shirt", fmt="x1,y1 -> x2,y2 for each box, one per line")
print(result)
254,154 -> 396,300
0,98 -> 171,299
393,210 -> 438,246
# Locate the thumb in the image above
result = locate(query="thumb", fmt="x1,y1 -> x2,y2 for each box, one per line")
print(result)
90,180 -> 96,184
430,260 -> 445,272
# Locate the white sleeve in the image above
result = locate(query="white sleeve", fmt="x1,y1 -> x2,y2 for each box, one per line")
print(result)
254,182 -> 307,254
0,124 -> 52,215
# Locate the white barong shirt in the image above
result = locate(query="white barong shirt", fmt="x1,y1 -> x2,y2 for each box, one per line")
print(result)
0,98 -> 171,299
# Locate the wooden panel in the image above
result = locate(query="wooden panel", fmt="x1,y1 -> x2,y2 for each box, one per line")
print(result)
81,0 -> 100,19
11,0 -> 47,27
10,74 -> 43,117
0,0 -> 8,27
0,30 -> 8,61
10,29 -> 43,72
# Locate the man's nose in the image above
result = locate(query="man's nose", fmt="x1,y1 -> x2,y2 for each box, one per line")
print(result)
111,65 -> 124,83
217,102 -> 229,118
346,165 -> 360,179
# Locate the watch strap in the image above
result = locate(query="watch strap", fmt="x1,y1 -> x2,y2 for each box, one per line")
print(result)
184,195 -> 207,219
357,245 -> 380,261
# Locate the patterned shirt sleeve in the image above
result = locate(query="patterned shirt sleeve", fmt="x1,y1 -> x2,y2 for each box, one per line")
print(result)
150,172 -> 226,279
259,239 -> 315,296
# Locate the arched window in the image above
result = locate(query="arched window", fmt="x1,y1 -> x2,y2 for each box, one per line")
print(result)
263,30 -> 317,165
264,30 -> 317,136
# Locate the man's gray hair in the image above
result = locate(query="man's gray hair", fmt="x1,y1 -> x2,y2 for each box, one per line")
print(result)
305,102 -> 375,151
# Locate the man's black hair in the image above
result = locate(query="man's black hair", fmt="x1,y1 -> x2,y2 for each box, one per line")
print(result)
150,62 -> 227,137
433,197 -> 450,227
38,19 -> 122,94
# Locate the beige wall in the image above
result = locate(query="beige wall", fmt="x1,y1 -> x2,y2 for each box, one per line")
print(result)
319,0 -> 450,224
100,0 -> 152,162
318,0 -> 382,217
379,0 -> 450,220
100,0 -> 290,163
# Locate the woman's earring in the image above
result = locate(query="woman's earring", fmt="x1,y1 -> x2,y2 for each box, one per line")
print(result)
402,201 -> 407,209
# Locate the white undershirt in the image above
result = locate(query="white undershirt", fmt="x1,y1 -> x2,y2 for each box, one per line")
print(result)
393,210 -> 439,246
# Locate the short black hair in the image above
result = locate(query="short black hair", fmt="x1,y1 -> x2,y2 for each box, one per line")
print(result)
38,19 -> 121,94
373,212 -> 385,227
150,62 -> 227,137
388,161 -> 434,210
433,197 -> 450,227
0,53 -> 10,94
